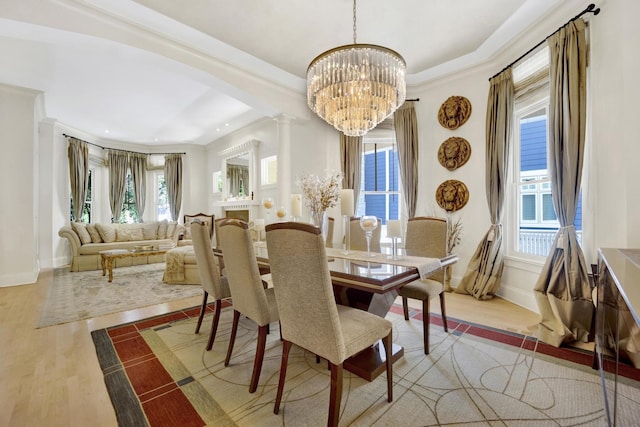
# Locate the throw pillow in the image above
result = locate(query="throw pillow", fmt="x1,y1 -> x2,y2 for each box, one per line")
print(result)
167,221 -> 177,239
141,222 -> 159,240
86,223 -> 103,243
96,223 -> 116,243
157,219 -> 168,239
71,222 -> 92,245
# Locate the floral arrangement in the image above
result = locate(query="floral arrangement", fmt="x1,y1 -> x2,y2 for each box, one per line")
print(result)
296,172 -> 343,215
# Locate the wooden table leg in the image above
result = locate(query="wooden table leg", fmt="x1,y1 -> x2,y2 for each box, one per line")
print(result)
107,259 -> 114,282
101,255 -> 106,276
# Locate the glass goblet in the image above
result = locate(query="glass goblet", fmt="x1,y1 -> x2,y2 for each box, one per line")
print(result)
276,206 -> 287,221
262,197 -> 274,216
359,215 -> 378,257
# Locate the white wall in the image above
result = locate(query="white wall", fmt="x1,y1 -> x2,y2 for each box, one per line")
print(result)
0,83 -> 41,286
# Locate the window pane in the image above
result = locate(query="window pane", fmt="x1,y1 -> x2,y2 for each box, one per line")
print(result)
542,194 -> 557,221
157,174 -> 171,221
521,194 -> 536,221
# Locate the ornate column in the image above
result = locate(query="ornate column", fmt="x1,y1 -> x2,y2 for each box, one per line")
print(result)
275,114 -> 294,206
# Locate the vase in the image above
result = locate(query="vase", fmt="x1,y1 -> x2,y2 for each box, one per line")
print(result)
310,209 -> 329,242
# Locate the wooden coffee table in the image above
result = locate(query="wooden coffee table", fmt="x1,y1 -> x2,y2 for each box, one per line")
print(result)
99,249 -> 168,282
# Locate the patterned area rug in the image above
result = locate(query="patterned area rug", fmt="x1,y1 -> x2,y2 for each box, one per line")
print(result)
38,264 -> 202,328
91,304 -> 640,426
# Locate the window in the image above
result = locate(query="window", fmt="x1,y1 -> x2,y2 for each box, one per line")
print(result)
156,173 -> 171,221
70,169 -> 92,222
119,172 -> 139,223
510,47 -> 582,257
357,134 -> 401,242
212,171 -> 222,193
261,155 -> 277,186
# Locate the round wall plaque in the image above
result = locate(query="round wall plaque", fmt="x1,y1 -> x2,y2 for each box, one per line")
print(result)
435,179 -> 469,212
438,96 -> 472,130
438,137 -> 471,171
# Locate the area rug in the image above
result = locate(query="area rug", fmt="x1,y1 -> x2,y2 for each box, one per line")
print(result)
38,263 -> 202,328
91,304 -> 640,426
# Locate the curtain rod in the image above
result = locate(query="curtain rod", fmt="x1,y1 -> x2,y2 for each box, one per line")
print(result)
489,3 -> 600,81
62,133 -> 186,156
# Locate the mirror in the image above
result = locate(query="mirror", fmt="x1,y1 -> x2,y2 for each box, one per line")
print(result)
220,140 -> 260,201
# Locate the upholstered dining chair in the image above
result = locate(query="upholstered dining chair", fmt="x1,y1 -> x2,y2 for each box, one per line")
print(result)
190,220 -> 231,351
325,216 -> 335,247
265,222 -> 393,426
398,216 -> 449,355
217,218 -> 280,393
349,216 -> 382,252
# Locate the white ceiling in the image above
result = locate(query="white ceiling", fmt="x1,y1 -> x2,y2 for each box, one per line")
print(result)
0,0 -> 566,146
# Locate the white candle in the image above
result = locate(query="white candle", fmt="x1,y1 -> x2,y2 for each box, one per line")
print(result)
387,220 -> 402,238
340,189 -> 354,216
290,194 -> 302,217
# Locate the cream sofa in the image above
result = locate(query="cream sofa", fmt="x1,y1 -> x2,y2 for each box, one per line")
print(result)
58,220 -> 184,272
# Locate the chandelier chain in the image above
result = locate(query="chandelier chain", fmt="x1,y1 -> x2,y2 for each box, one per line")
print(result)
353,0 -> 357,44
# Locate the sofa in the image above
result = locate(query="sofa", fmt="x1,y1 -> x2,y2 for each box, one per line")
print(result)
58,220 -> 184,272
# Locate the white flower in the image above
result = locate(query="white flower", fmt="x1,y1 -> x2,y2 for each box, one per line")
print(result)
296,172 -> 343,214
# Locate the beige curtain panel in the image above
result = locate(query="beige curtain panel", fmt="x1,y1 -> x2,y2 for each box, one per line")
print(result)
340,134 -> 363,207
129,153 -> 147,222
533,18 -> 592,347
456,69 -> 514,300
393,101 -> 419,218
164,153 -> 183,222
67,137 -> 89,222
108,150 -> 129,223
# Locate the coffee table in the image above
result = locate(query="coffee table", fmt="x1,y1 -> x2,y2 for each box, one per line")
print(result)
100,248 -> 168,282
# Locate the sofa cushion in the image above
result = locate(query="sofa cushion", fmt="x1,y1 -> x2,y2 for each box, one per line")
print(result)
157,219 -> 168,239
141,222 -> 159,240
86,223 -> 103,243
96,223 -> 116,243
167,221 -> 177,239
71,222 -> 92,245
116,224 -> 144,242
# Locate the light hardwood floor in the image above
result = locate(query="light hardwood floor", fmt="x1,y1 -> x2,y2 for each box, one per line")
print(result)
0,268 -> 540,427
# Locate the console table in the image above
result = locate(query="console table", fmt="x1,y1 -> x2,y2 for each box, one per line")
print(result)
595,248 -> 640,426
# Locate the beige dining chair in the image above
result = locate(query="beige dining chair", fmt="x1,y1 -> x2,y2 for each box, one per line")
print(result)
190,220 -> 231,350
265,222 -> 393,426
349,216 -> 382,252
217,218 -> 280,393
398,216 -> 448,354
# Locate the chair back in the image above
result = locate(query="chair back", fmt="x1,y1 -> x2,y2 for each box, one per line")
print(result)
190,220 -> 229,298
266,222 -> 347,364
218,219 -> 271,326
184,213 -> 214,238
349,217 -> 382,252
325,216 -> 335,247
405,216 -> 447,283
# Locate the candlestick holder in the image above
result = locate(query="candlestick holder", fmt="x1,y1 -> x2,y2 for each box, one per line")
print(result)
389,237 -> 400,260
342,214 -> 351,254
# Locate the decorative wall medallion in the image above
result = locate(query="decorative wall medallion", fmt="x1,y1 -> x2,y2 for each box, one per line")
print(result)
435,179 -> 469,212
438,96 -> 472,130
438,137 -> 471,171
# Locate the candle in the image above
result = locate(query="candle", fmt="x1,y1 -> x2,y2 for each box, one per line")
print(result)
276,207 -> 286,219
263,199 -> 273,209
363,220 -> 375,229
387,220 -> 402,238
290,194 -> 302,217
340,189 -> 354,216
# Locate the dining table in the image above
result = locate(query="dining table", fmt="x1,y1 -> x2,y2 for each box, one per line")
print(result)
215,241 -> 458,381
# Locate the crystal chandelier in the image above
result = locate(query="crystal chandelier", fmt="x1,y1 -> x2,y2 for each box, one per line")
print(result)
306,0 -> 406,137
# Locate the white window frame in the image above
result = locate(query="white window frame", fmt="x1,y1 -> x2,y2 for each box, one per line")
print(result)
153,171 -> 171,222
260,155 -> 277,187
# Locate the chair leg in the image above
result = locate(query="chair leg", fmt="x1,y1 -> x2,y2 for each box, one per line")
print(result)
195,291 -> 209,334
274,340 -> 292,414
205,299 -> 222,351
328,363 -> 343,427
382,331 -> 393,402
225,310 -> 240,367
402,296 -> 410,320
422,297 -> 431,355
439,292 -> 448,333
249,324 -> 269,393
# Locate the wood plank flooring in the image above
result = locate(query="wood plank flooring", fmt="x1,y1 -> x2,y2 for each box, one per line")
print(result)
0,268 -> 540,426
